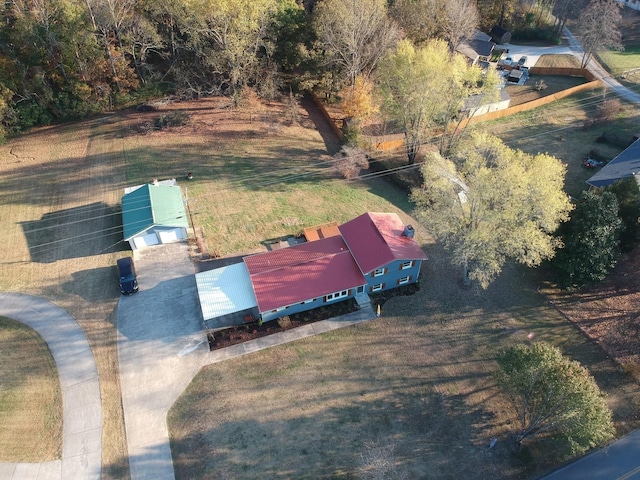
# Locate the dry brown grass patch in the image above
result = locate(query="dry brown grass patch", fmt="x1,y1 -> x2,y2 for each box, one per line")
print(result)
0,316 -> 62,462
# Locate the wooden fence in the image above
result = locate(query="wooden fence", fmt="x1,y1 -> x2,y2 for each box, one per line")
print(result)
309,92 -> 343,141
458,79 -> 602,129
316,67 -> 602,153
529,66 -> 596,81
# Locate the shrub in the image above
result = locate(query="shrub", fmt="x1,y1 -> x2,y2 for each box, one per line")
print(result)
154,111 -> 190,130
277,316 -> 291,329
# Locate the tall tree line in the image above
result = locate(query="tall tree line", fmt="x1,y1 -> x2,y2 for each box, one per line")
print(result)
0,0 -> 624,140
0,0 -> 306,136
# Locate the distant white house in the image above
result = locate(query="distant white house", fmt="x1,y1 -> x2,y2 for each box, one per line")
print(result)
464,88 -> 511,117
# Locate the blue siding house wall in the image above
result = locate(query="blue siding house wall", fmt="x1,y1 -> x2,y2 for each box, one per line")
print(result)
364,260 -> 424,294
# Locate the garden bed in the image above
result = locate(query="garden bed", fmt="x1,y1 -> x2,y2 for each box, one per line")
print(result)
207,283 -> 422,351
207,299 -> 360,351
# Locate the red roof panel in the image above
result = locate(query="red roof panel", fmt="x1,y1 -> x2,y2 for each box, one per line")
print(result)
339,212 -> 427,274
244,236 -> 366,313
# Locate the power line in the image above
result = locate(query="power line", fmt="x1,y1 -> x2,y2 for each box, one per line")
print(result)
10,72 -> 640,255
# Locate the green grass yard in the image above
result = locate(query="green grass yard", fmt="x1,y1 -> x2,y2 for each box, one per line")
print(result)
0,317 -> 62,462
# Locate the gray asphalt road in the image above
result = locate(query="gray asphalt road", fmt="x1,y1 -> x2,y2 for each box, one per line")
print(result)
540,430 -> 640,480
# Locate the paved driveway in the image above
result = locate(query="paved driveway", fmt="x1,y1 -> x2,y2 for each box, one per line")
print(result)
117,243 -> 208,480
0,292 -> 102,480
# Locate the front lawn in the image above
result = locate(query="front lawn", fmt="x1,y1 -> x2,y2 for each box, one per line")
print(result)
0,317 -> 62,462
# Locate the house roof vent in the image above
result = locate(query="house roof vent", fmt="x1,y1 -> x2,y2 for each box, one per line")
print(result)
403,224 -> 414,238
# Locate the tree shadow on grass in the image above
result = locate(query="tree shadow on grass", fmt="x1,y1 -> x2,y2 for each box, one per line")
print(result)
166,393 -> 505,480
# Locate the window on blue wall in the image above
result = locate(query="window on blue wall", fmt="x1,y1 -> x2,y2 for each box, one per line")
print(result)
398,276 -> 411,285
372,267 -> 385,277
400,261 -> 414,270
371,283 -> 383,292
325,290 -> 349,302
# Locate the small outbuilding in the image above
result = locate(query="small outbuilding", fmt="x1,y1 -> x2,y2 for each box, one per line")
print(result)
490,26 -> 511,44
464,88 -> 511,117
121,180 -> 189,250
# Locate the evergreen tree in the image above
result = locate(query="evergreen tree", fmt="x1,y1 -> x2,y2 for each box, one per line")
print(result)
552,190 -> 623,289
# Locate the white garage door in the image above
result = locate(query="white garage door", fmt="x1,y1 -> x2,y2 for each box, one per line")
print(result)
134,233 -> 160,249
158,229 -> 183,243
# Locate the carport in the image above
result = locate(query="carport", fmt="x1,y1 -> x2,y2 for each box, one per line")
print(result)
195,262 -> 259,330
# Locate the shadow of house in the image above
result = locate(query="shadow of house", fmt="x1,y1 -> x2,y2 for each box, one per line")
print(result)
20,202 -> 125,263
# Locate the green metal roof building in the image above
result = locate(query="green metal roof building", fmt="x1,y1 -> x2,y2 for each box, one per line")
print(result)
122,183 -> 189,250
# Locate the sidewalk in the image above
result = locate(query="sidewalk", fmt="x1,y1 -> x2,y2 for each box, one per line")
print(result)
0,292 -> 102,480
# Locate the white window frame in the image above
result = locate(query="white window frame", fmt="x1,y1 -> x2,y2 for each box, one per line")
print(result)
325,290 -> 349,302
372,267 -> 386,277
398,276 -> 410,285
371,283 -> 384,292
400,261 -> 414,270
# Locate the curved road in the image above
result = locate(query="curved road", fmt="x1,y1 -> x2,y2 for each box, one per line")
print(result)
0,292 -> 102,480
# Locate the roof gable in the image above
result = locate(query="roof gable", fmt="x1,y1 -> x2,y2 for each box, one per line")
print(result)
339,212 -> 427,274
587,139 -> 640,188
122,184 -> 188,240
244,236 -> 366,313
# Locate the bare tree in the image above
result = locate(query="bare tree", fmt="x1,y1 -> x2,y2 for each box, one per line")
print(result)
443,0 -> 479,53
333,145 -> 369,179
577,0 -> 623,69
390,0 -> 443,45
313,0 -> 399,86
552,0 -> 589,36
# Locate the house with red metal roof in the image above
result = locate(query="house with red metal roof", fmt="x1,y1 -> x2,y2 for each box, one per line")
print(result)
245,235 -> 367,322
339,212 -> 428,295
195,212 -> 427,327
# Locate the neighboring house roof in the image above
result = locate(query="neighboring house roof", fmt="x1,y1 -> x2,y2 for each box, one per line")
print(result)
244,235 -> 366,313
470,38 -> 495,57
303,221 -> 340,242
195,263 -> 258,321
456,29 -> 495,62
489,26 -> 511,43
587,139 -> 640,188
339,212 -> 428,274
121,183 -> 188,240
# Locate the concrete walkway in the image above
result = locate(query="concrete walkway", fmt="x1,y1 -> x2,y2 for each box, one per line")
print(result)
0,292 -> 102,480
117,243 -> 377,480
